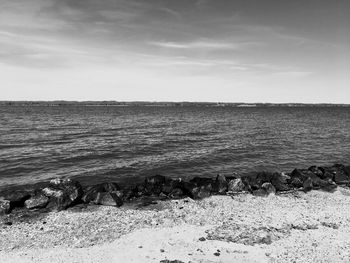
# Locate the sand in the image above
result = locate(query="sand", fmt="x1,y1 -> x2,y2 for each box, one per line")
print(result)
1,188 -> 350,263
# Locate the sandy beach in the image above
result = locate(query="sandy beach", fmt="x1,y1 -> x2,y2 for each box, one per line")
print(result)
1,188 -> 350,263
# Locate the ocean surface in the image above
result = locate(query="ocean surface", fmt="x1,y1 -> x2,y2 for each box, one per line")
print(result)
0,105 -> 349,190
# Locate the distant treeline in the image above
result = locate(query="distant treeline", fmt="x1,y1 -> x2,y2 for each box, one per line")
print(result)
0,101 -> 349,107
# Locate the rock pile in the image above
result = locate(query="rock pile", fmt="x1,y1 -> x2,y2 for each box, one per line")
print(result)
0,163 -> 349,215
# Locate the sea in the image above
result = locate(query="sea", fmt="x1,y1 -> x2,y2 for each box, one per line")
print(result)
0,105 -> 349,191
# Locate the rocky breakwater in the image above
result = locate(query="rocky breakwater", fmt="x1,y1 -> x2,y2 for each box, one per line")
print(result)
0,163 -> 350,216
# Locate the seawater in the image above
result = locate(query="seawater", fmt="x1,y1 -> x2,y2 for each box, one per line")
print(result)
0,105 -> 349,190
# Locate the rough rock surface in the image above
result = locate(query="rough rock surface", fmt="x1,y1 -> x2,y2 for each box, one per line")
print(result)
227,178 -> 245,193
25,194 -> 49,209
261,182 -> 276,195
42,179 -> 83,210
0,199 -> 11,215
213,174 -> 228,194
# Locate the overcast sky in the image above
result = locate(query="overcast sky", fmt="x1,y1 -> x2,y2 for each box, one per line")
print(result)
0,0 -> 349,102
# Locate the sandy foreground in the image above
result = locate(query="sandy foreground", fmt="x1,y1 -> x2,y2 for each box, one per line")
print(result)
1,188 -> 350,263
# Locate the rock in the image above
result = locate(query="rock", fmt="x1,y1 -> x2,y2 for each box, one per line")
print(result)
270,172 -> 290,191
0,199 -> 11,215
43,178 -> 83,210
94,192 -> 123,207
82,183 -> 123,207
213,174 -> 228,194
303,177 -> 313,192
290,169 -> 331,189
24,194 -> 49,209
169,188 -> 184,199
144,175 -> 168,195
242,172 -> 290,192
261,182 -> 276,195
101,182 -> 120,192
322,164 -> 350,184
185,177 -> 213,199
252,189 -> 267,197
228,178 -> 245,192
190,177 -> 213,188
308,166 -> 324,178
0,190 -> 31,209
191,186 -> 211,199
290,177 -> 303,188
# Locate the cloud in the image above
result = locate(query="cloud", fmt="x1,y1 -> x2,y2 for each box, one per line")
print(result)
149,40 -> 251,50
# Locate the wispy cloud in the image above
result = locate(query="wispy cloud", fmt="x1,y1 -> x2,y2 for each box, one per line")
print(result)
149,40 -> 252,50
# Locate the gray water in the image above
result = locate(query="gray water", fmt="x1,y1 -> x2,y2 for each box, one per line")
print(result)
0,105 -> 349,190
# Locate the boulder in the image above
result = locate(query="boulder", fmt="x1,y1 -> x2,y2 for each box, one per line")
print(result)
252,189 -> 268,197
241,172 -> 289,192
169,188 -> 184,199
290,169 -> 331,188
0,199 -> 10,215
290,177 -> 303,188
213,174 -> 228,194
322,164 -> 350,184
308,166 -> 324,178
25,194 -> 49,209
43,178 -> 83,210
261,182 -> 276,195
270,172 -> 290,191
303,177 -> 313,192
82,182 -> 123,207
144,175 -> 168,195
0,190 -> 31,209
192,186 -> 211,199
94,192 -> 123,207
186,177 -> 213,199
227,178 -> 245,193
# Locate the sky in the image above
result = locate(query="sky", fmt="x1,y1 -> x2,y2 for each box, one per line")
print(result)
0,0 -> 349,103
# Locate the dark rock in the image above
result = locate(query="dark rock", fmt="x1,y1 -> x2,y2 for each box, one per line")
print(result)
43,178 -> 83,210
214,252 -> 220,256
191,186 -> 211,199
82,182 -> 123,207
270,172 -> 290,191
101,182 -> 120,192
94,192 -> 123,207
0,199 -> 11,215
261,182 -> 276,195
182,178 -> 213,199
169,188 -> 184,199
190,177 -> 214,188
308,166 -> 324,178
322,164 -> 350,184
25,194 -> 49,209
213,174 -> 228,194
303,177 -> 313,192
144,175 -> 168,195
242,172 -> 290,192
252,189 -> 268,197
161,178 -> 183,195
82,182 -> 122,203
290,177 -> 303,188
227,178 -> 245,193
320,179 -> 338,192
198,237 -> 206,241
290,169 -> 331,189
0,191 -> 31,209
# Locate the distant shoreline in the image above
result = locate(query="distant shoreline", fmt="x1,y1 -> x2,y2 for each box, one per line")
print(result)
1,101 -> 350,107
